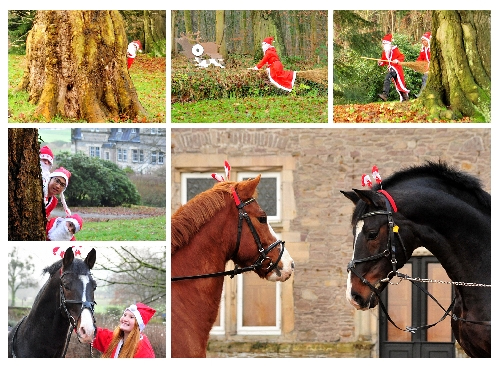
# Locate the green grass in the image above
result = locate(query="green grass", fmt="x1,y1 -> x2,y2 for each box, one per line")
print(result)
172,95 -> 328,123
8,54 -> 166,123
75,215 -> 166,241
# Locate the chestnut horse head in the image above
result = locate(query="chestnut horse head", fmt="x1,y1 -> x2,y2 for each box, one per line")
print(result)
171,175 -> 294,357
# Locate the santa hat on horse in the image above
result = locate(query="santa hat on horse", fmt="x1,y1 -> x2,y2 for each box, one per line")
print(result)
126,303 -> 156,332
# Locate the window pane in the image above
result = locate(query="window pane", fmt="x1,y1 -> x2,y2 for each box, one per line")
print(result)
240,176 -> 277,216
427,264 -> 452,342
387,264 -> 412,342
242,272 -> 276,326
186,178 -> 217,202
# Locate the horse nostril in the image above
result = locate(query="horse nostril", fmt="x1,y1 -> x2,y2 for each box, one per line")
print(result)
291,261 -> 295,270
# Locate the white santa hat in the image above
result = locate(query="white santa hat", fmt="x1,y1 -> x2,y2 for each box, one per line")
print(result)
49,167 -> 72,216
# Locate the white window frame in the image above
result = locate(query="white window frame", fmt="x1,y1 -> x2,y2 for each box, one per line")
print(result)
158,151 -> 164,165
132,149 -> 138,163
236,231 -> 282,335
237,171 -> 281,223
104,151 -> 110,160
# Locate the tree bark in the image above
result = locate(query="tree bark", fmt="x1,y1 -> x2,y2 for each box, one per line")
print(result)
143,10 -> 166,56
171,10 -> 177,55
423,10 -> 491,121
16,10 -> 147,122
8,128 -> 46,241
216,10 -> 227,58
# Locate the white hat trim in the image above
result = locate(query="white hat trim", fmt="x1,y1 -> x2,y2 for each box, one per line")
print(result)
66,218 -> 81,232
126,304 -> 145,332
49,172 -> 69,188
40,153 -> 53,165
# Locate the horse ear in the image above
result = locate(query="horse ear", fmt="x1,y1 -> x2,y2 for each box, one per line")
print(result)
352,189 -> 386,208
62,247 -> 74,269
237,174 -> 261,199
340,190 -> 360,205
85,248 -> 96,270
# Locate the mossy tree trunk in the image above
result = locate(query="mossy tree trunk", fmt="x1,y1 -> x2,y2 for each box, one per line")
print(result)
423,10 -> 490,121
143,10 -> 166,56
16,10 -> 147,122
8,129 -> 46,241
216,10 -> 227,59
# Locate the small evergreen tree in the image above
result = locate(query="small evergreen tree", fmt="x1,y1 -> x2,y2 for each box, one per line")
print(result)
55,151 -> 141,207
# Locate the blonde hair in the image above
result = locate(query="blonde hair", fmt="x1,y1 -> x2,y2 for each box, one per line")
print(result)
102,321 -> 141,358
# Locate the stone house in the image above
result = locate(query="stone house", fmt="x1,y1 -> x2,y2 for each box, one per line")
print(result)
171,127 -> 491,358
72,128 -> 166,174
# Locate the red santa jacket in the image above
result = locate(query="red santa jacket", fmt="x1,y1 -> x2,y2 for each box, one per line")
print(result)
416,45 -> 431,63
379,46 -> 409,92
45,196 -> 58,218
256,47 -> 281,69
92,327 -> 156,358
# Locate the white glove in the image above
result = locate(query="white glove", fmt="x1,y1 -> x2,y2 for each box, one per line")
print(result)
393,59 -> 399,64
253,66 -> 258,70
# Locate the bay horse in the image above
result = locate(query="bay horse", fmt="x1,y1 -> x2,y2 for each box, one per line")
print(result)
8,247 -> 97,358
341,162 -> 490,358
171,175 -> 295,357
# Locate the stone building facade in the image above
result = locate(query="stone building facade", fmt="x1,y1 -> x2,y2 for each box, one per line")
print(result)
171,127 -> 490,357
72,128 -> 166,174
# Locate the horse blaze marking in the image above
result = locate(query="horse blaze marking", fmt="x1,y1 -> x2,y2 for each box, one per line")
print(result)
346,220 -> 364,302
78,275 -> 93,332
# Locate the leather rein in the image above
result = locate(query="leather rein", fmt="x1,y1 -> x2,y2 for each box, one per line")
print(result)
172,186 -> 285,282
347,191 -> 490,333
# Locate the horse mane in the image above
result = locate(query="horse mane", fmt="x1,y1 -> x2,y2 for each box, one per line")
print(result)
380,160 -> 489,210
171,181 -> 234,254
43,256 -> 91,276
43,260 -> 63,276
352,161 -> 490,225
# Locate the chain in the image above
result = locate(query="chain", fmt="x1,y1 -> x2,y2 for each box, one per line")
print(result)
383,272 -> 491,287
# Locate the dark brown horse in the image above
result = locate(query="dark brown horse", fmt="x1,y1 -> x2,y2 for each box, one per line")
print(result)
171,175 -> 294,357
341,162 -> 490,357
8,247 -> 97,357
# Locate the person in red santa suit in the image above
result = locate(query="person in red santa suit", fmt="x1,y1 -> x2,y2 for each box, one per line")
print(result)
127,40 -> 143,69
251,37 -> 296,92
92,302 -> 156,358
45,167 -> 73,218
39,145 -> 54,207
46,213 -> 83,241
415,31 -> 431,97
378,34 -> 410,102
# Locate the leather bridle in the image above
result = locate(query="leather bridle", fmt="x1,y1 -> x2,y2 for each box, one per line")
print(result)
172,186 -> 285,282
59,270 -> 97,357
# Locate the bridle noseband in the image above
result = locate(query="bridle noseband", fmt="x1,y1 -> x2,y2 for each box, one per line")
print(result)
171,186 -> 285,282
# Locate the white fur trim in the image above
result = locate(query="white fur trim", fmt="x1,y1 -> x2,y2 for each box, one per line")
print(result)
66,218 -> 81,232
126,304 -> 145,332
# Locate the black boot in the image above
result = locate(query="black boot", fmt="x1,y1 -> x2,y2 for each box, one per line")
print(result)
378,93 -> 388,101
402,92 -> 409,102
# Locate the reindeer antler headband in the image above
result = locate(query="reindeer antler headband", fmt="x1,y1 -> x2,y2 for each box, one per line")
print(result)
211,160 -> 231,182
360,165 -> 397,212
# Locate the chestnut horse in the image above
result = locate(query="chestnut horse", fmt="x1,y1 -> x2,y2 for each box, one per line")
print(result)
342,162 -> 490,357
171,175 -> 294,357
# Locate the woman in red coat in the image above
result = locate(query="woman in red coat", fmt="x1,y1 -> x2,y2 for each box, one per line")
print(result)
252,37 -> 296,92
378,34 -> 410,102
92,303 -> 156,358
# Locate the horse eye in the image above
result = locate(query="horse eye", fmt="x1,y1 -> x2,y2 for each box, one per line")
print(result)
367,231 -> 379,241
258,216 -> 267,224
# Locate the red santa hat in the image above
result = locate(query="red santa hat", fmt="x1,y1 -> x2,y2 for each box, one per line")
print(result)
382,34 -> 393,44
126,302 -> 156,332
421,32 -> 432,43
133,40 -> 142,50
39,145 -> 54,167
262,37 -> 274,46
49,167 -> 72,216
66,213 -> 83,233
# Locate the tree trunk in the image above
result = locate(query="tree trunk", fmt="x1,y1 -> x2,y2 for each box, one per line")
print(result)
216,10 -> 227,58
184,10 -> 193,36
171,10 -> 177,55
252,11 -> 277,59
143,10 -> 166,56
423,10 -> 491,121
8,128 -> 46,241
16,10 -> 147,122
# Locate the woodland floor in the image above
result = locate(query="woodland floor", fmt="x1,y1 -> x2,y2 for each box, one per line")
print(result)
334,100 -> 472,123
